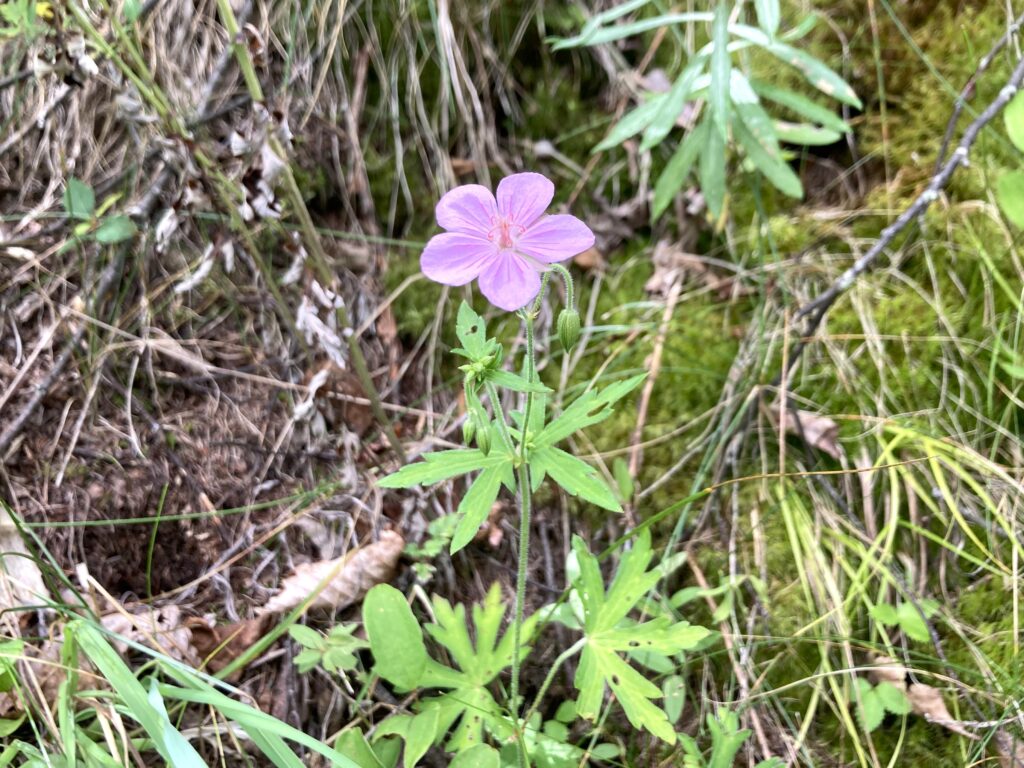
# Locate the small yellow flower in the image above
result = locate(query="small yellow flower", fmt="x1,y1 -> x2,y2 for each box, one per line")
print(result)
35,2 -> 53,20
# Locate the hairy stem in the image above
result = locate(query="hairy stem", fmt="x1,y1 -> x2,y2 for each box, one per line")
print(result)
524,637 -> 586,726
510,310 -> 538,768
484,381 -> 516,454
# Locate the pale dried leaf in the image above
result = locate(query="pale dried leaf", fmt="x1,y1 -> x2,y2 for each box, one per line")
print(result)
869,656 -> 977,739
778,406 -> 844,461
100,605 -> 199,665
0,507 -> 51,615
260,530 -> 403,615
997,731 -> 1024,768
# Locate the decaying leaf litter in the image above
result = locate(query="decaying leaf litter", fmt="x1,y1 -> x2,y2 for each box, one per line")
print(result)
2,0 -> 1024,766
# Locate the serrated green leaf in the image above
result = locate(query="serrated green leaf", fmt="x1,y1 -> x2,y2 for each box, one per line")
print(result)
875,681 -> 912,715
449,744 -> 499,768
653,119 -> 708,220
488,369 -> 550,393
537,373 -> 645,447
595,94 -> 668,152
364,585 -> 428,691
707,709 -> 751,768
336,729 -> 385,768
869,603 -> 899,626
709,4 -> 731,141
640,55 -> 706,152
377,449 -> 512,488
662,675 -> 686,724
288,624 -> 322,648
402,709 -> 438,768
568,531 -> 710,744
455,302 -> 490,360
531,446 -> 621,512
919,598 -> 940,618
896,601 -> 931,643
94,215 -> 137,244
754,0 -> 780,37
450,465 -> 506,554
997,170 -> 1024,229
1006,91 -> 1024,154
612,457 -> 634,502
752,81 -> 850,133
855,679 -> 884,732
64,178 -> 95,220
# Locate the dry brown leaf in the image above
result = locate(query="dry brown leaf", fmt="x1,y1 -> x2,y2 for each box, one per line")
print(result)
997,731 -> 1024,768
645,240 -> 746,300
0,640 -> 64,719
777,406 -> 844,461
870,656 -> 976,739
573,246 -> 605,272
259,529 -> 403,615
186,616 -> 270,675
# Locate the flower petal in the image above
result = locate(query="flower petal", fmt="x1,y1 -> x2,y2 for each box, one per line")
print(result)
478,251 -> 542,311
496,172 -> 554,227
516,214 -> 595,264
420,232 -> 497,286
435,184 -> 498,235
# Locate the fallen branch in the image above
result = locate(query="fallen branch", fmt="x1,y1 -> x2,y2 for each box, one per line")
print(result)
784,50 -> 1024,380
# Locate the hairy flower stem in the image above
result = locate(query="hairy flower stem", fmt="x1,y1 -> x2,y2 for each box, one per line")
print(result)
510,309 -> 538,768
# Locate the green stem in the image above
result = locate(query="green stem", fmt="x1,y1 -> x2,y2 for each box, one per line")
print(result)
510,309 -> 538,768
484,381 -> 516,454
523,637 -> 585,726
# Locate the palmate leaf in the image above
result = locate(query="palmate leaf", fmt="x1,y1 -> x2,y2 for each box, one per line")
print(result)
370,584 -> 537,758
566,531 -> 710,744
450,462 -> 513,554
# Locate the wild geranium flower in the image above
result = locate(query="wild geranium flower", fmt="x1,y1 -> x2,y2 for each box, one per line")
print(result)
421,172 -> 595,311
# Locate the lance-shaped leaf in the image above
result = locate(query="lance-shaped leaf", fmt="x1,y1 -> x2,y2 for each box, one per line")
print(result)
530,446 -> 621,513
566,531 -> 710,744
536,374 -> 645,447
377,449 -> 512,489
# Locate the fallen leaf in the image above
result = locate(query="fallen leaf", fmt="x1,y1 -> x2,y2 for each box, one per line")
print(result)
573,246 -> 606,272
775,405 -> 844,461
100,605 -> 199,665
259,530 -> 404,615
450,158 -> 476,176
186,616 -> 270,674
645,239 -> 745,300
0,507 -> 51,615
869,656 -> 977,739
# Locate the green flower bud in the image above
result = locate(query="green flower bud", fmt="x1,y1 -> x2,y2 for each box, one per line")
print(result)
557,308 -> 581,352
476,423 -> 492,456
462,413 -> 477,446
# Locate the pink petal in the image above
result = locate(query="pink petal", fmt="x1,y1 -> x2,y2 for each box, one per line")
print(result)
478,251 -> 542,311
496,172 -> 554,227
435,185 -> 497,235
421,232 -> 497,286
516,214 -> 595,264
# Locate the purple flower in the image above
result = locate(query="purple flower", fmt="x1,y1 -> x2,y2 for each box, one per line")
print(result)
421,172 -> 595,311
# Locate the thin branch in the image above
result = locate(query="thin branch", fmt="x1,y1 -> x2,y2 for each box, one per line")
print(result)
784,51 -> 1024,380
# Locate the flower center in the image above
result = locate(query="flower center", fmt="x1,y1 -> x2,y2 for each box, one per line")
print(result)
486,215 -> 523,250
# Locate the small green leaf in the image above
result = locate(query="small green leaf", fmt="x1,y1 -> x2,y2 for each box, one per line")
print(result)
612,457 -> 634,502
123,0 -> 142,22
662,675 -> 686,724
403,709 -> 439,768
364,585 -> 428,691
699,119 -> 727,221
531,446 -> 622,512
595,94 -> 668,152
763,41 -> 861,108
896,601 -> 931,643
537,373 -> 645,447
64,178 -> 95,220
709,4 -> 731,141
377,449 -> 510,488
550,11 -> 712,51
489,370 -> 551,393
997,170 -> 1024,228
94,215 -> 137,244
652,119 -> 707,220
855,679 -> 884,732
1006,91 -> 1024,154
640,55 -> 706,152
449,744 -> 499,768
455,302 -> 490,360
450,465 -> 506,554
754,0 -> 780,37
288,624 -> 321,648
336,729 -> 385,768
773,121 -> 841,146
734,115 -> 803,199
752,81 -> 850,133
875,681 -> 912,715
869,603 -> 899,626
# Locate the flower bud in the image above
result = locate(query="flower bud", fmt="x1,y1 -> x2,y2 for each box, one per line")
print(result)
557,308 -> 581,352
462,413 -> 477,446
476,424 -> 492,456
